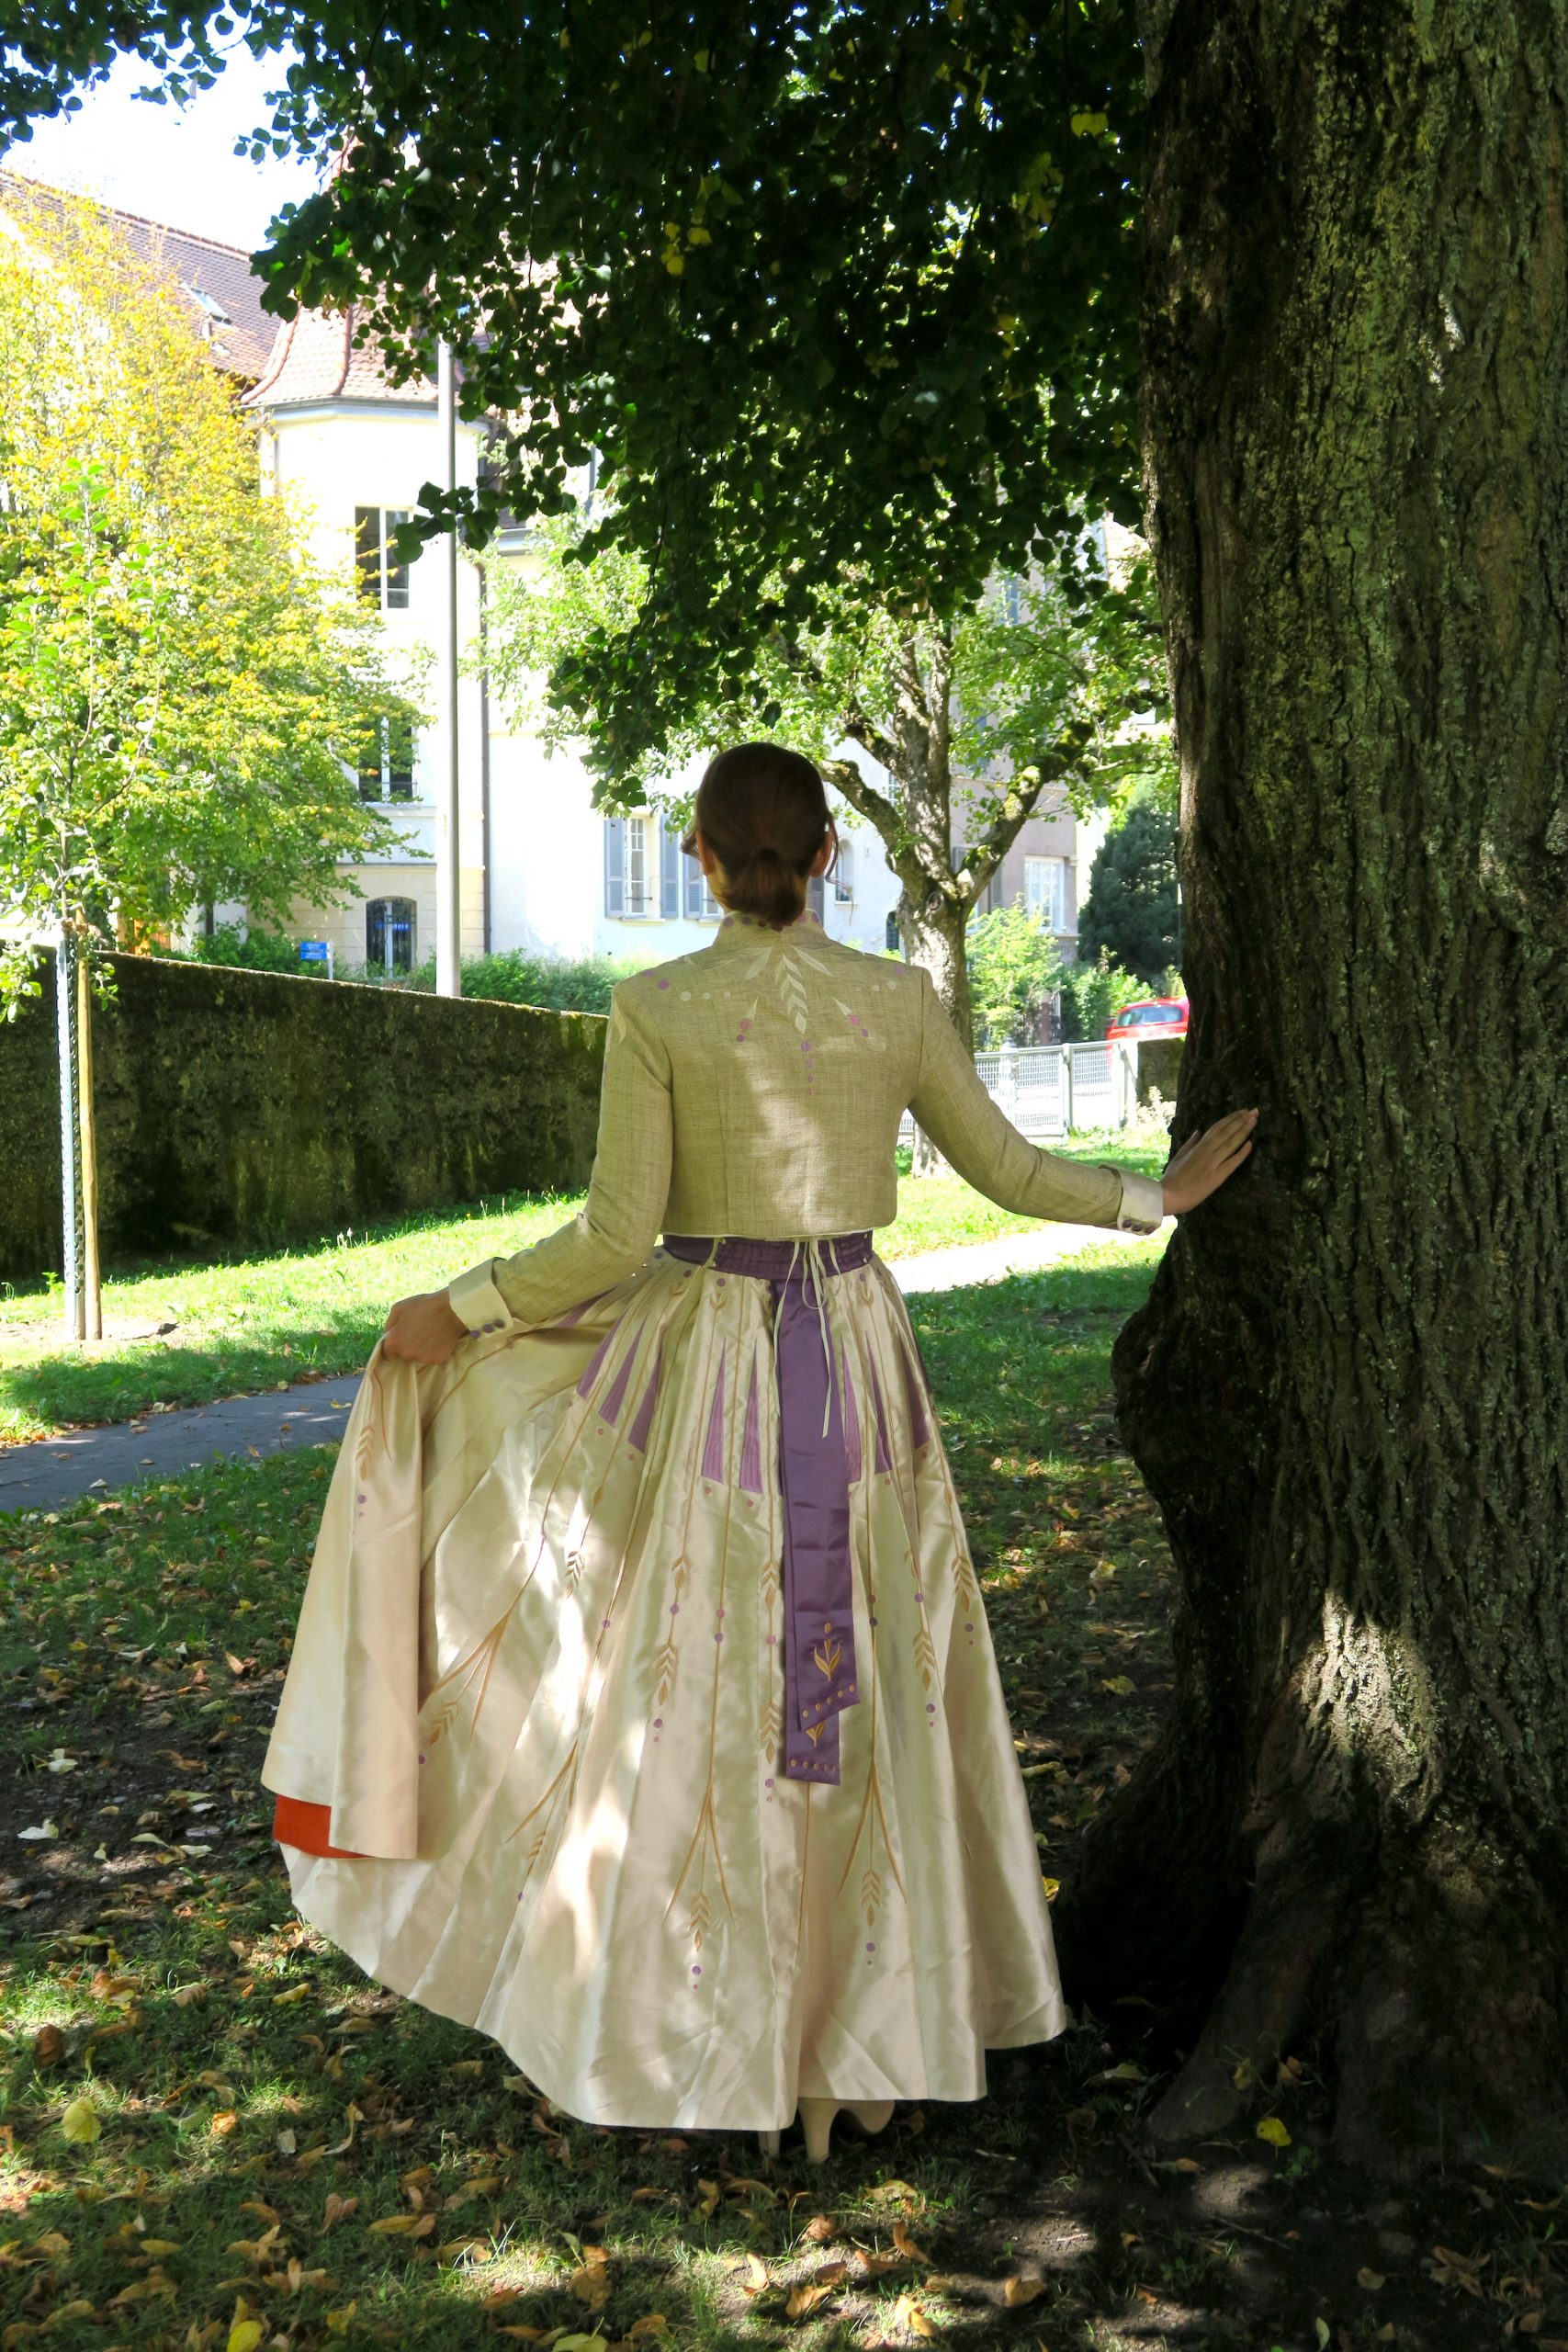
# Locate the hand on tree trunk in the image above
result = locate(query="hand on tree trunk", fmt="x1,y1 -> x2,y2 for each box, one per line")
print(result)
1160,1109 -> 1258,1216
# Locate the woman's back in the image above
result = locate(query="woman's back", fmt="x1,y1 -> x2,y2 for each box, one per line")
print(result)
452,907 -> 1152,1337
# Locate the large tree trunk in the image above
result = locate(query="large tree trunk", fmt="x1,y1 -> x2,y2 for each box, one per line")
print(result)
898,888 -> 974,1175
1056,0 -> 1568,2173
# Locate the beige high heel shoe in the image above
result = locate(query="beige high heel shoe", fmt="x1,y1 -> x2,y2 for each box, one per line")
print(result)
798,2097 -> 895,2163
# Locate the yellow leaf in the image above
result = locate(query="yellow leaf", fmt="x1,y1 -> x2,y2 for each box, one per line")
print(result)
1357,2267 -> 1387,2291
784,2279 -> 834,2319
694,2178 -> 720,2220
210,2109 -> 239,2137
1255,2115 -> 1292,2148
59,2097 -> 100,2143
367,2212 -> 434,2237
33,2232 -> 69,2257
867,2179 -> 920,2204
1003,2273 -> 1046,2306
226,2324 -> 264,2352
893,2222 -> 930,2262
324,2306 -> 358,2337
140,2237 -> 182,2256
740,2251 -> 769,2294
891,2294 -> 940,2338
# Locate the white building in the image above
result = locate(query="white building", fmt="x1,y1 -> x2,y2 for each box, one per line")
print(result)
1,175 -> 1095,985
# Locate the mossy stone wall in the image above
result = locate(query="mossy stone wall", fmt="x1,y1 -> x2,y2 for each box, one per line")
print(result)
0,955 -> 606,1283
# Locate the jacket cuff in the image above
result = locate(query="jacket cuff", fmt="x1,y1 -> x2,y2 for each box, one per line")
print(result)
446,1258 -> 514,1336
1112,1168 -> 1167,1235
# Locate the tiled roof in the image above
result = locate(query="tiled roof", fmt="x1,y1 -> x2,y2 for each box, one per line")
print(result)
0,170 -> 279,380
243,300 -> 434,410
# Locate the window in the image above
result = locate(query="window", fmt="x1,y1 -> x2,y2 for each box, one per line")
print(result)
1024,854 -> 1069,932
357,714 -> 416,802
807,873 -> 826,921
354,506 -> 412,610
885,908 -> 901,952
833,837 -> 854,903
626,815 -> 650,914
366,896 -> 416,975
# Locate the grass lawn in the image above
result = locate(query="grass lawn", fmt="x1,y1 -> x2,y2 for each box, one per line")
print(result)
0,1140 -> 1169,1443
0,1242 -> 1535,2350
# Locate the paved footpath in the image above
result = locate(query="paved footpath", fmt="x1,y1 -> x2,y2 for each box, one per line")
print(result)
0,1220 -> 1156,1516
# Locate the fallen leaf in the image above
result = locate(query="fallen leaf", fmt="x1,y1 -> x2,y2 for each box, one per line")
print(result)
785,2279 -> 835,2319
17,1823 -> 59,1843
1255,2115 -> 1292,2148
226,2322 -> 265,2352
694,2178 -> 720,2220
1003,2273 -> 1046,2306
854,2252 -> 907,2278
739,2252 -> 769,2295
893,2222 -> 930,2263
803,2214 -> 838,2244
210,2110 -> 239,2138
367,2212 -> 434,2238
891,2292 -> 939,2338
33,2231 -> 69,2257
30,2025 -> 64,2070
60,2097 -> 100,2143
867,2179 -> 920,2205
321,2194 -> 358,2232
570,2258 -> 611,2308
1357,2267 -> 1387,2291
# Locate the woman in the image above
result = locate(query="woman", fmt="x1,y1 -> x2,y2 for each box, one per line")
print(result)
264,742 -> 1255,2161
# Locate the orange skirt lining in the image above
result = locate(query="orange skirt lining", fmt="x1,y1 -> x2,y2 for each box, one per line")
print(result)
271,1794 -> 367,1859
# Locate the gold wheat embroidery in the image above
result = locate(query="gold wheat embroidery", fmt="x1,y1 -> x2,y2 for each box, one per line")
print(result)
813,1631 -> 842,1681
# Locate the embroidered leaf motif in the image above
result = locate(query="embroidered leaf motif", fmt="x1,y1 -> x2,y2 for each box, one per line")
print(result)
861,1867 -> 883,1929
760,1698 -> 782,1762
813,1634 -> 842,1681
913,1627 -> 938,1690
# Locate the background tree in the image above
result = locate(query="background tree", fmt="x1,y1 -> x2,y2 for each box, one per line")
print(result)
0,185 -> 413,1011
1077,785 -> 1179,986
486,517 -> 1169,1047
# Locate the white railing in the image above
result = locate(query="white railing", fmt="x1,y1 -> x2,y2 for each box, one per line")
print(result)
897,1038 -> 1141,1143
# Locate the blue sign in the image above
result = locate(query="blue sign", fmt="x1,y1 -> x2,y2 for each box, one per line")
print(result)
298,941 -> 330,963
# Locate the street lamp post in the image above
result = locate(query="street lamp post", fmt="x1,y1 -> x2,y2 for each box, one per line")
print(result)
435,340 -> 461,1000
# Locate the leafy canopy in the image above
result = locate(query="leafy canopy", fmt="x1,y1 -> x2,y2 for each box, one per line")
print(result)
486,513 -> 1170,888
0,186 -> 415,1007
0,2 -> 1144,777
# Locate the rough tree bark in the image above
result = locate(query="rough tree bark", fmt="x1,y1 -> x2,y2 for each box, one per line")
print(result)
1056,0 -> 1568,2172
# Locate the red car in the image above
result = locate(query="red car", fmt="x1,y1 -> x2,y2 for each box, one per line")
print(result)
1105,997 -> 1190,1042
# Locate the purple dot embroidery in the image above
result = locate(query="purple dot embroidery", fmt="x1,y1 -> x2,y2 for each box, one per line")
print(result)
913,1591 -> 924,1604
926,1702 -> 936,1714
658,977 -> 671,989
418,1753 -> 426,1764
866,1941 -> 875,1953
692,1964 -> 702,1976
670,1603 -> 681,1616
602,1618 -> 612,1631
965,1621 -> 975,1633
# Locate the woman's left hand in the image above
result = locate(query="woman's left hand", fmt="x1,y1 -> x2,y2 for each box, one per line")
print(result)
380,1290 -> 468,1366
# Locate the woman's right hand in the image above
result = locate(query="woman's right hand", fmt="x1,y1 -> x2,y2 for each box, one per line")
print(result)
1161,1108 -> 1258,1216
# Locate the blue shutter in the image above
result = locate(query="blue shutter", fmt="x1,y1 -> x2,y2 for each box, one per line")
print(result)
684,847 -> 705,916
660,817 -> 681,920
604,818 -> 625,916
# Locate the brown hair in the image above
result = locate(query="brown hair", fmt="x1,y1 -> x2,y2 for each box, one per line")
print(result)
685,741 -> 834,929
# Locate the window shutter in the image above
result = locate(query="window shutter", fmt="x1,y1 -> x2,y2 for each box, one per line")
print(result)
604,818 -> 625,916
833,837 -> 854,901
807,873 -> 826,919
660,818 -> 680,920
683,846 -> 705,917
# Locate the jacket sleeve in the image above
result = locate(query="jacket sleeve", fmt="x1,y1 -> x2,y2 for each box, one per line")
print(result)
446,979 -> 673,1332
907,968 -> 1166,1233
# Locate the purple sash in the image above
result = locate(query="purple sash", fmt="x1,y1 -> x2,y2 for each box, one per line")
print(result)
662,1233 -> 871,1785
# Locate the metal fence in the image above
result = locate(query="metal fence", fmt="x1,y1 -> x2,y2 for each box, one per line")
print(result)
897,1038 -> 1141,1144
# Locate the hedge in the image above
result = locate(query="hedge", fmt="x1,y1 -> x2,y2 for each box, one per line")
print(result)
0,954 -> 607,1285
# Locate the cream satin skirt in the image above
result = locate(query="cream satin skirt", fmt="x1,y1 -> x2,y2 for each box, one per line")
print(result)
263,1246 -> 1065,2131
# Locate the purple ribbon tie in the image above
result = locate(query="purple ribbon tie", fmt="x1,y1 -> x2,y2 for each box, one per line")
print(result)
663,1233 -> 872,1785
